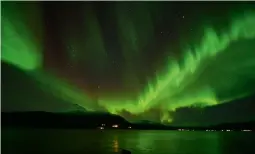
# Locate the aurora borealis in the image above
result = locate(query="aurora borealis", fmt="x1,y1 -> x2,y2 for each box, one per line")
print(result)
2,2 -> 255,125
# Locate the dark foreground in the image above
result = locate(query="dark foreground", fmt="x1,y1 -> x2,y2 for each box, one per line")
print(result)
2,129 -> 255,154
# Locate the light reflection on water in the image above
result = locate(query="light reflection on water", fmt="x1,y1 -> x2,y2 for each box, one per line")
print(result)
113,136 -> 119,153
2,129 -> 255,154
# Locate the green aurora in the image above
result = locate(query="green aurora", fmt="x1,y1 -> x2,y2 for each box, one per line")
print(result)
2,2 -> 255,123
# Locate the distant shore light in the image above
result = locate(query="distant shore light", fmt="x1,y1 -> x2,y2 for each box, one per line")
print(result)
242,130 -> 252,132
112,124 -> 118,128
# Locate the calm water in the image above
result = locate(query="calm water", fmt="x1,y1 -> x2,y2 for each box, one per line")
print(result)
2,129 -> 255,154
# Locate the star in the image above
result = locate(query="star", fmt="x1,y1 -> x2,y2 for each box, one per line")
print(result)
182,15 -> 185,19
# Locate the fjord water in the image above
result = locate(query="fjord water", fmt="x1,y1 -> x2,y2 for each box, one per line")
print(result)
2,129 -> 255,154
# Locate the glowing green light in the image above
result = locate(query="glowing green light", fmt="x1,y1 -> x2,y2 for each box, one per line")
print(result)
2,3 -> 255,123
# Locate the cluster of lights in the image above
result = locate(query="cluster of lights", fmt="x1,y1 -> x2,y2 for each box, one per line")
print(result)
206,130 -> 216,132
97,125 -> 252,131
98,124 -> 133,129
220,130 -> 232,132
98,124 -> 106,130
176,129 -> 253,132
242,130 -> 252,132
178,129 -> 194,131
112,124 -> 118,128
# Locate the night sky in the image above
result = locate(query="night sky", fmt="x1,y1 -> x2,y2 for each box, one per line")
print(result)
2,2 -> 255,126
